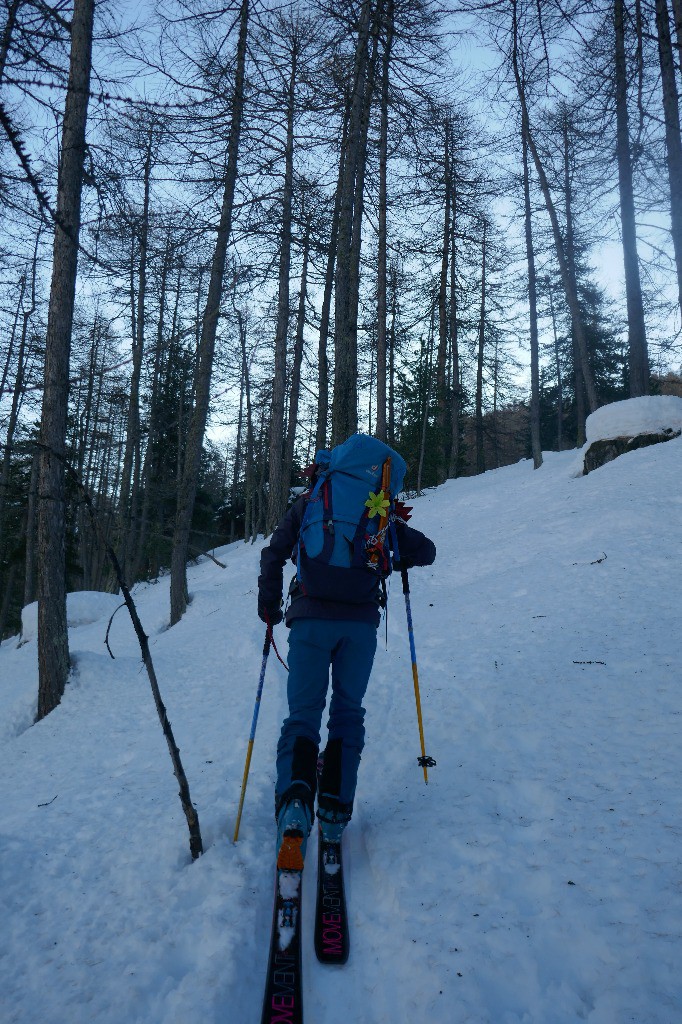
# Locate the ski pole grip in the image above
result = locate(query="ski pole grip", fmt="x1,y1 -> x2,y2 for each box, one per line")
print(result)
401,565 -> 410,595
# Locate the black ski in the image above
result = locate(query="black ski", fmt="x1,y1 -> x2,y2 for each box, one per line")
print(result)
314,827 -> 349,964
261,868 -> 304,1024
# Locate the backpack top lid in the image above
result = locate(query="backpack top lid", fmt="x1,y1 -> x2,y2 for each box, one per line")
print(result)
314,448 -> 332,471
322,434 -> 406,496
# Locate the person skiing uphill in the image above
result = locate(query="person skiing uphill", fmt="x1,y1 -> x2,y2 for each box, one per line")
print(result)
257,433 -> 436,871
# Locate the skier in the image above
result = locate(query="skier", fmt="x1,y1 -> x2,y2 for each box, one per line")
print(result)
257,434 -> 436,871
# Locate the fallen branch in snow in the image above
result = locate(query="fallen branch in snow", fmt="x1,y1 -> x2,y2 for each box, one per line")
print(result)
573,660 -> 606,666
104,603 -> 126,659
573,552 -> 607,566
37,795 -> 58,808
36,444 -> 204,861
189,544 -> 226,569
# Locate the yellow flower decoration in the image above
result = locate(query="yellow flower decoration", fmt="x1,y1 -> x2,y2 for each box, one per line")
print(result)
365,489 -> 390,519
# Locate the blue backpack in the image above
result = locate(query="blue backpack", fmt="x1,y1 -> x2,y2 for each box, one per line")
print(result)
296,434 -> 407,604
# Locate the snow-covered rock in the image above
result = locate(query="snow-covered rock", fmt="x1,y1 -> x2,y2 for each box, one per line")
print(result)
586,395 -> 682,444
583,396 -> 682,474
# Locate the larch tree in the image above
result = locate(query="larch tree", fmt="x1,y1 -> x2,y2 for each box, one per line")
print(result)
170,0 -> 248,625
655,0 -> 682,322
614,0 -> 649,395
36,0 -> 95,719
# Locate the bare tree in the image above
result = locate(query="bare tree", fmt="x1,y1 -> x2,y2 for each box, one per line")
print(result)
37,0 -> 95,719
509,0 -> 598,419
281,211 -> 311,506
332,0 -> 374,445
170,0 -> 248,625
655,0 -> 682,321
376,0 -> 395,441
475,218 -> 487,475
521,124 -> 542,468
266,15 -> 301,533
614,0 -> 649,394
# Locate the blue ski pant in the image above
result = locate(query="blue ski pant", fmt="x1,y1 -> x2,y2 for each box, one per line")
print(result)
276,618 -> 378,809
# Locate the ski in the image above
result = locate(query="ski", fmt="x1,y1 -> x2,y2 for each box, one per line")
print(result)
261,868 -> 304,1024
314,827 -> 349,964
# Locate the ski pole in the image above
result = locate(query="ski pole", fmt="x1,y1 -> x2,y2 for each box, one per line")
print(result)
401,566 -> 436,784
233,629 -> 271,842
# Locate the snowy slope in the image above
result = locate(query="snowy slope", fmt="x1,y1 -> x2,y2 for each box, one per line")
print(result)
1,437 -> 681,1024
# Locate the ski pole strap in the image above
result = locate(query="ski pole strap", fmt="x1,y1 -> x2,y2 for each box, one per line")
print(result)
265,610 -> 289,672
402,571 -> 418,668
248,630 -> 271,742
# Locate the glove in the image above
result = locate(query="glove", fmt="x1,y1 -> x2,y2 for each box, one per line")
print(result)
258,599 -> 283,626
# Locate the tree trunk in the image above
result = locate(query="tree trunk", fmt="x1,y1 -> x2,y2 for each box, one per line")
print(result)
316,110 -> 349,455
1,226 -> 38,528
131,239 -> 172,583
561,109 -> 589,445
547,280 -> 564,451
282,218 -> 310,506
655,0 -> 682,321
76,318 -> 101,590
434,120 -> 452,482
237,311 -> 255,543
376,0 -> 394,442
0,275 -> 25,405
614,0 -> 649,396
170,0 -> 248,625
475,220 -> 487,475
36,0 -> 94,719
510,0 -> 598,415
266,35 -> 297,534
388,262 -> 397,444
342,16 -> 380,444
332,0 -> 373,446
417,300 -> 435,495
0,563 -> 17,645
0,290 -> 31,524
23,447 -> 39,608
672,0 -> 682,65
256,411 -> 267,539
448,181 -> 461,479
522,126 -> 542,468
492,340 -> 501,469
0,0 -> 22,85
118,135 -> 153,582
230,362 -> 245,544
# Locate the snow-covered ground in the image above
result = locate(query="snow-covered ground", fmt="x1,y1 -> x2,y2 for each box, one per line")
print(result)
1,427 -> 681,1023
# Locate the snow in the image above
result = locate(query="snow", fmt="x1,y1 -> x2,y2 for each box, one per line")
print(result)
277,871 -> 301,952
1,435 -> 681,1023
20,592 -> 124,644
585,395 -> 682,444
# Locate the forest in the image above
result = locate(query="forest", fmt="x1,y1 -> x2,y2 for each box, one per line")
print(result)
1,0 -> 681,714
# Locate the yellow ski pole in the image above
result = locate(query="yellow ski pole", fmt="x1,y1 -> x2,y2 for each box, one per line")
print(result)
401,566 -> 436,784
233,629 -> 271,842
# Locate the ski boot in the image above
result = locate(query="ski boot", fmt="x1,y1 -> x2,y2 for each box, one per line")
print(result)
276,783 -> 313,871
317,795 -> 352,844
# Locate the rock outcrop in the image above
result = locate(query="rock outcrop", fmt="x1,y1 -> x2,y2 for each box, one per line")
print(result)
583,428 -> 681,474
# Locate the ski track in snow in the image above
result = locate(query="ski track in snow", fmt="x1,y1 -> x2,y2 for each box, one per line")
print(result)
1,439 -> 681,1023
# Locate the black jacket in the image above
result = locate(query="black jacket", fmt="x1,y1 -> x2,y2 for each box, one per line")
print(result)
258,496 -> 436,627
